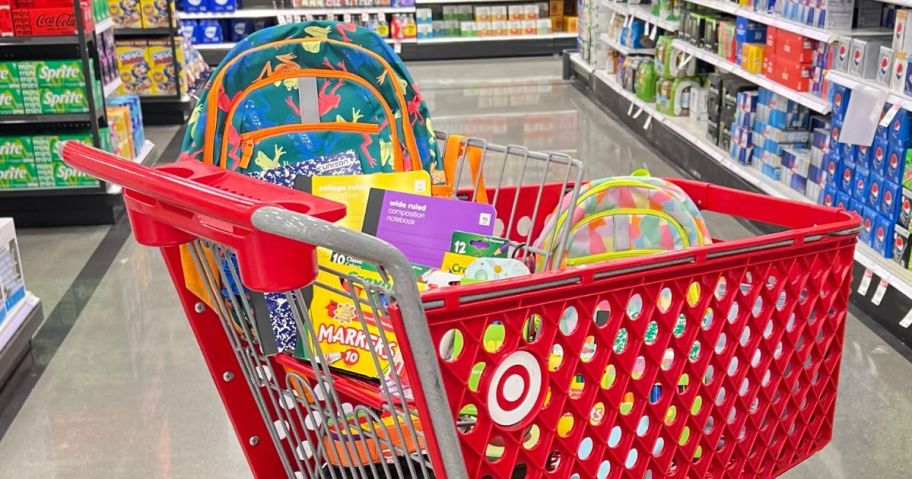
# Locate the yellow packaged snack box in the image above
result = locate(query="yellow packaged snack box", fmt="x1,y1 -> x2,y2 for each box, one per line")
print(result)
106,105 -> 135,160
140,0 -> 172,28
148,39 -> 181,96
109,0 -> 143,28
116,41 -> 153,96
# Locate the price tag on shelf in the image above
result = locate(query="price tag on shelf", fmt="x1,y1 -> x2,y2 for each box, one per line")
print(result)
343,13 -> 352,23
643,114 -> 653,129
632,106 -> 644,119
857,269 -> 873,295
393,41 -> 402,54
881,104 -> 901,128
627,101 -> 635,116
900,309 -> 912,328
872,279 -> 889,305
624,15 -> 633,28
649,23 -> 658,41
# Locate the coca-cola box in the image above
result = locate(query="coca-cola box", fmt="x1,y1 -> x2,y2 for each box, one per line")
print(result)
11,1 -> 93,37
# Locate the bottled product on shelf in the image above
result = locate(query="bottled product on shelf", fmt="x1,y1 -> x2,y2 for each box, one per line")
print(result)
415,3 -> 564,39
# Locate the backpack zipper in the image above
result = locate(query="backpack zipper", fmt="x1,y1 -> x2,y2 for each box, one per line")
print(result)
221,69 -> 397,169
238,122 -> 380,169
563,208 -> 691,265
204,37 -> 419,170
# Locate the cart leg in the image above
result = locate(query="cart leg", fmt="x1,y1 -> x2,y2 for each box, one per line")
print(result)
161,246 -> 287,479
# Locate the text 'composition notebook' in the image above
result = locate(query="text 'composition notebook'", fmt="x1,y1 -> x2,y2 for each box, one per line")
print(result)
362,189 -> 497,267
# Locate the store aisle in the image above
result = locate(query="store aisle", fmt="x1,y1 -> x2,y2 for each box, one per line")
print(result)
0,58 -> 911,478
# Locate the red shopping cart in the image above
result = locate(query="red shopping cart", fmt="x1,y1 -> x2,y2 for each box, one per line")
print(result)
62,134 -> 858,479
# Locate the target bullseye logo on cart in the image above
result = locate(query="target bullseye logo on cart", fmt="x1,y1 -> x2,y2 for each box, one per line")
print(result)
487,351 -> 545,427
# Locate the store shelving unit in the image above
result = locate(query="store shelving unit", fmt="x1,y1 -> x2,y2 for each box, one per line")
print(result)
671,39 -> 831,113
566,51 -> 912,351
0,0 -> 139,226
599,32 -> 655,55
826,70 -> 912,111
114,0 -> 191,124
0,294 -> 43,390
179,6 -> 416,18
600,0 -> 679,32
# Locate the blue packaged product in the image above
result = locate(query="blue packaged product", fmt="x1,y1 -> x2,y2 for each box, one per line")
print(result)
889,109 -> 912,144
822,183 -> 837,207
876,104 -> 892,140
868,173 -> 884,209
179,20 -> 197,40
881,179 -> 902,218
873,215 -> 895,258
198,19 -> 223,44
836,191 -> 851,210
812,128 -> 829,150
829,83 -> 850,121
810,115 -> 829,131
859,206 -> 877,243
838,160 -> 854,192
229,19 -> 253,41
855,144 -> 872,169
628,20 -> 646,49
887,144 -> 906,183
853,166 -> 871,201
906,54 -> 912,97
830,118 -> 843,146
210,0 -> 237,12
872,136 -> 889,174
840,143 -> 855,163
850,198 -> 867,218
183,0 -> 207,11
790,171 -> 807,194
823,152 -> 840,182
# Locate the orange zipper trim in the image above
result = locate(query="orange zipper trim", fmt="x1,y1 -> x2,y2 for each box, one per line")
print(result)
238,122 -> 380,170
204,37 -> 419,171
220,68 -> 399,170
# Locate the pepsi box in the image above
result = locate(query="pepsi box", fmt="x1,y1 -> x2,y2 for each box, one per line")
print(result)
229,19 -> 253,42
822,183 -> 837,207
859,206 -> 877,244
823,152 -> 840,182
829,82 -> 851,120
876,104 -> 892,140
812,128 -> 829,150
838,160 -> 855,192
836,191 -> 852,210
853,166 -> 871,201
830,117 -> 844,145
886,143 -> 906,183
900,188 -> 912,229
855,144 -> 872,169
882,179 -> 902,218
868,173 -> 884,208
873,214 -> 895,258
889,108 -> 912,144
197,19 -> 223,44
892,226 -> 910,268
840,143 -> 855,162
872,136 -> 890,174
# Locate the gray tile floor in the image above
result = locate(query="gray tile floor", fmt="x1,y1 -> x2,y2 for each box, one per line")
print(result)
1,58 -> 910,478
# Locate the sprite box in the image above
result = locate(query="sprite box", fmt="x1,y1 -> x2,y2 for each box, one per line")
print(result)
0,163 -> 39,190
0,136 -> 35,163
32,134 -> 98,188
0,88 -> 25,115
23,87 -> 90,114
0,63 -> 20,88
18,60 -> 85,88
52,161 -> 98,187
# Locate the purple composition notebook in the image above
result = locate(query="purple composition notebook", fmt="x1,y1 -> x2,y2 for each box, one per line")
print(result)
362,189 -> 497,267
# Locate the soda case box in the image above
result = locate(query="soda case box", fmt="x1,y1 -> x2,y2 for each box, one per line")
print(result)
887,144 -> 906,183
17,60 -> 85,89
12,1 -> 95,36
209,0 -> 238,13
868,172 -> 884,208
836,191 -> 851,209
32,134 -> 99,188
895,9 -> 912,54
116,40 -> 153,96
838,158 -> 854,192
892,51 -> 909,93
0,61 -> 18,88
0,136 -> 38,190
892,225 -> 910,268
850,37 -> 891,79
822,183 -> 837,207
872,136 -> 889,173
833,37 -> 851,72
859,206 -> 877,243
0,88 -> 24,115
109,0 -> 142,28
882,178 -> 902,218
889,109 -> 912,144
770,56 -> 813,91
877,46 -> 895,86
776,30 -> 815,63
873,214 -> 895,257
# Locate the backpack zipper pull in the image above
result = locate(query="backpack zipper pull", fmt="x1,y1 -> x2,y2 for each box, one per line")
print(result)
239,140 -> 254,170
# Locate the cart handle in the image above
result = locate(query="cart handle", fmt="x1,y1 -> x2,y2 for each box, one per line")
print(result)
60,141 -> 347,292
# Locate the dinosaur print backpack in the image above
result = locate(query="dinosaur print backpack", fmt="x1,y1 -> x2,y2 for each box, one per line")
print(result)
181,21 -> 442,180
533,170 -> 713,268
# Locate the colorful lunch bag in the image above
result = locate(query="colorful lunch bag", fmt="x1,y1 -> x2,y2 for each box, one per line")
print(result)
181,21 -> 442,180
534,170 -> 712,268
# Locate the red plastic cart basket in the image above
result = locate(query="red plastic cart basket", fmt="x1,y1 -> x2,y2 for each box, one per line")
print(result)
62,135 -> 859,479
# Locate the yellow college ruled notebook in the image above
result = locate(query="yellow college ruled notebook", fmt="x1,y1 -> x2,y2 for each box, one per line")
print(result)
296,170 -> 432,230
